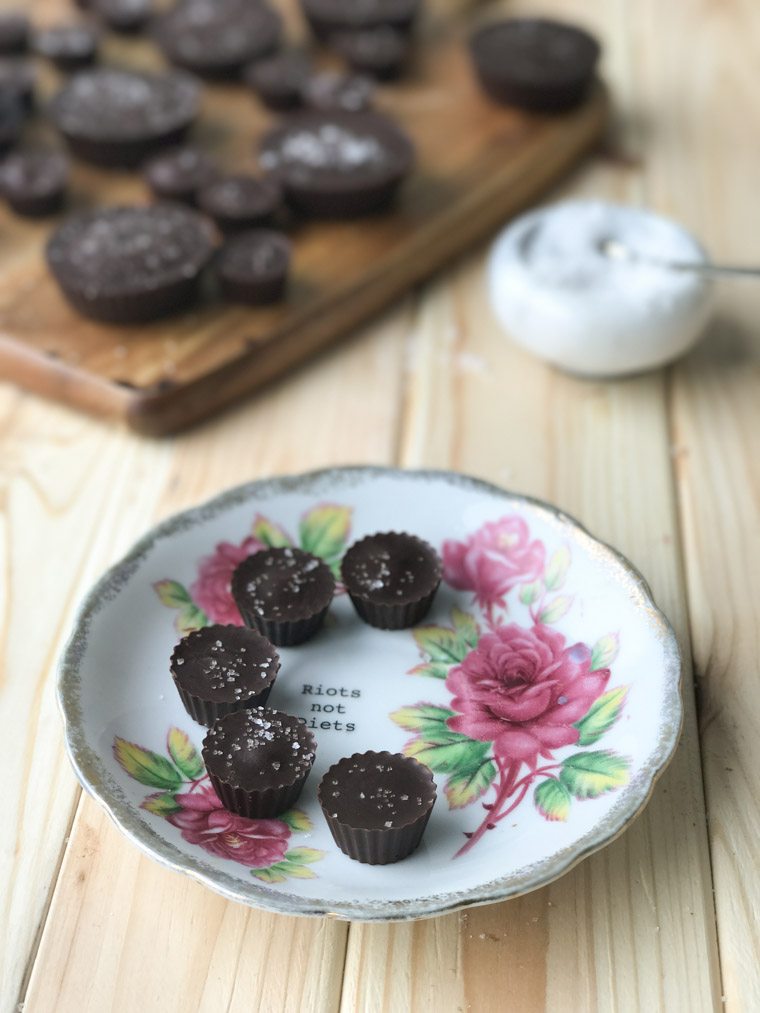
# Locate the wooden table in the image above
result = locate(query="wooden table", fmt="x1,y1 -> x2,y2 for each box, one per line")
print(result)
2,0 -> 756,1009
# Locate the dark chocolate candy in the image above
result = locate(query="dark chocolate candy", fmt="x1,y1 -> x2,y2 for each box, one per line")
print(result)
244,51 -> 312,112
0,148 -> 69,217
94,0 -> 154,34
341,531 -> 441,628
143,145 -> 218,205
203,707 -> 317,818
318,751 -> 436,864
300,0 -> 421,39
259,110 -> 414,218
33,22 -> 100,71
232,546 -> 335,646
469,18 -> 600,113
215,229 -> 291,305
171,623 -> 280,726
154,0 -> 282,79
197,174 -> 282,232
46,204 -> 215,324
329,26 -> 409,80
50,67 -> 200,167
0,92 -> 24,153
0,57 -> 36,111
301,71 -> 374,113
0,12 -> 29,54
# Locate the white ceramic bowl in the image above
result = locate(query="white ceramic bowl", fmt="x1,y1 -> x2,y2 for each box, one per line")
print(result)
489,200 -> 714,377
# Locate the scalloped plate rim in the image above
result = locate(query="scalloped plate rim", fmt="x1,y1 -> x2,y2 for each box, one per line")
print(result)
56,465 -> 683,921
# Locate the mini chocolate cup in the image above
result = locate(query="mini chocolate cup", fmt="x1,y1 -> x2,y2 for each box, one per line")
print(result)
202,711 -> 317,818
170,625 -> 280,727
341,531 -> 442,630
469,19 -> 600,114
318,751 -> 436,864
231,547 -> 336,647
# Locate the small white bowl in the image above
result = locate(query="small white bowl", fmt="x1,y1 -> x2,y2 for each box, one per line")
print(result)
489,200 -> 714,377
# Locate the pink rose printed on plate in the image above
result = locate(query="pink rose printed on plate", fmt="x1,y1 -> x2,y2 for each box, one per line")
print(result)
114,728 -> 324,883
393,515 -> 630,857
154,502 -> 352,634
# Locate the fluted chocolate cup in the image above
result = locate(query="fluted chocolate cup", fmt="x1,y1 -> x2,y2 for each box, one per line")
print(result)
318,751 -> 436,864
170,624 -> 280,727
231,546 -> 335,646
341,531 -> 442,630
203,708 -> 317,819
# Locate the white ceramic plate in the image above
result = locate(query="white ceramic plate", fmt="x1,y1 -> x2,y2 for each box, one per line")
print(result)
58,467 -> 682,921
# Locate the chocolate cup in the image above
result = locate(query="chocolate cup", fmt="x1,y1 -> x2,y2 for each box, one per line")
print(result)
299,0 -> 420,40
46,204 -> 215,325
215,229 -> 291,306
49,68 -> 200,169
170,624 -> 281,727
231,547 -> 335,647
318,751 -> 436,864
259,110 -> 414,220
341,531 -> 442,630
469,19 -> 600,114
202,710 -> 317,818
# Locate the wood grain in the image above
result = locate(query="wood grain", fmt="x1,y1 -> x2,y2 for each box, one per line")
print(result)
0,1 -> 607,434
5,0 -> 755,1009
19,306 -> 408,1013
649,0 -> 760,1009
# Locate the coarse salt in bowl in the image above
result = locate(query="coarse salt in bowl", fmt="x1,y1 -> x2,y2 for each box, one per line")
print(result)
488,199 -> 714,377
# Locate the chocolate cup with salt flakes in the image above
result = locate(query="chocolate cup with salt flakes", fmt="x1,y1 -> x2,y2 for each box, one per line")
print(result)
49,68 -> 200,169
259,110 -> 414,219
46,205 -> 215,325
318,751 -> 436,865
170,624 -> 280,726
341,531 -> 442,629
231,546 -> 335,646
202,707 -> 317,818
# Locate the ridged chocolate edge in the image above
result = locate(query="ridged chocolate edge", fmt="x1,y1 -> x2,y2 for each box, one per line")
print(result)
234,600 -> 331,646
346,578 -> 440,629
172,678 -> 274,727
57,123 -> 194,168
51,272 -> 205,325
217,271 -> 287,305
208,769 -> 310,818
323,806 -> 433,864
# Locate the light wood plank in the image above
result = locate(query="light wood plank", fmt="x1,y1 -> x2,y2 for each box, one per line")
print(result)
0,395 -> 173,1010
650,0 -> 760,1009
19,311 -> 407,1013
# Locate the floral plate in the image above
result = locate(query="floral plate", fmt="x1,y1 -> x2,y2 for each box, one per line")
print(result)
58,467 -> 682,921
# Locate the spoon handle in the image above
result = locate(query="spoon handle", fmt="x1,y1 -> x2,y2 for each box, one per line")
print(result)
664,261 -> 760,279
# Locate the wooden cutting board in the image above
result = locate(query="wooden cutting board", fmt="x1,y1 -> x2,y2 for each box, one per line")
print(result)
0,2 -> 608,435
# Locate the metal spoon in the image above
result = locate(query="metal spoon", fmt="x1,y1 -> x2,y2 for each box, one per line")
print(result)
600,238 -> 760,279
